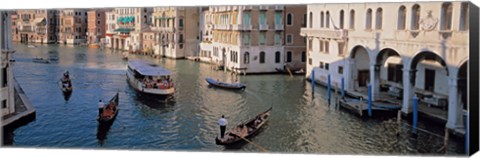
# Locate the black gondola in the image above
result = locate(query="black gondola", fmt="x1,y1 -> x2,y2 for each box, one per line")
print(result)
205,77 -> 246,90
97,92 -> 119,124
215,107 -> 272,145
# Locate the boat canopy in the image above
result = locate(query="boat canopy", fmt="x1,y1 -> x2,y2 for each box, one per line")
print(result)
128,60 -> 172,76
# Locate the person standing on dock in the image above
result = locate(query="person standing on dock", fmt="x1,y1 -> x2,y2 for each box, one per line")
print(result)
98,100 -> 105,114
218,115 -> 228,139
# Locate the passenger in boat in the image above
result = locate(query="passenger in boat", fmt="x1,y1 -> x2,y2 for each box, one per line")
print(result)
98,100 -> 105,114
233,124 -> 248,138
218,115 -> 228,139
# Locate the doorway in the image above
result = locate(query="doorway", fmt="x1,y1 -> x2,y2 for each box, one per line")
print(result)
358,70 -> 369,87
424,69 -> 435,92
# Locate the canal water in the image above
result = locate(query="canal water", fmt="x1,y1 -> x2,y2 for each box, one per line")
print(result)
4,43 -> 465,155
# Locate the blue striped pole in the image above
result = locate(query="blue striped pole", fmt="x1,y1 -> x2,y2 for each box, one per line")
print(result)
311,70 -> 315,95
341,77 -> 345,98
465,112 -> 469,154
368,84 -> 372,117
413,95 -> 418,136
328,74 -> 331,105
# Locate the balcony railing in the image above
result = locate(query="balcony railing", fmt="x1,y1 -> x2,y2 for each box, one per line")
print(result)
259,24 -> 268,31
274,5 -> 284,10
274,24 -> 284,30
259,5 -> 269,10
300,28 -> 349,39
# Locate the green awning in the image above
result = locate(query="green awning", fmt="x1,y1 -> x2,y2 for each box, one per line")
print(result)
117,16 -> 135,23
114,28 -> 134,33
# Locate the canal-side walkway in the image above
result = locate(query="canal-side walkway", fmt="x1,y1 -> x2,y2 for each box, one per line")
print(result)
2,78 -> 36,129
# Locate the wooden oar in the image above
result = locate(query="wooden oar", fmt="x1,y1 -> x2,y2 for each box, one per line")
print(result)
230,132 -> 268,152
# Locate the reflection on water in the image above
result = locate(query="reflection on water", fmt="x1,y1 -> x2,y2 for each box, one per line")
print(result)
5,43 -> 465,155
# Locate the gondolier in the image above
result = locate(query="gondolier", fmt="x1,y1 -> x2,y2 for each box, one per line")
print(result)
98,100 -> 105,114
218,115 -> 228,139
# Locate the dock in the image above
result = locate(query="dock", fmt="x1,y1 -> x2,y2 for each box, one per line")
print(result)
2,78 -> 36,130
338,98 -> 402,117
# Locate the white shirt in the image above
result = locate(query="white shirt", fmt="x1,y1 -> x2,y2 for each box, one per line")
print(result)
98,102 -> 105,108
218,118 -> 228,126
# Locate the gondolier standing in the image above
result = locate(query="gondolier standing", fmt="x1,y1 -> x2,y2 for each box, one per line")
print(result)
218,115 -> 228,139
98,99 -> 105,114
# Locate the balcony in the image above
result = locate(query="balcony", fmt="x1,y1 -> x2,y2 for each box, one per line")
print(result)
214,24 -> 232,30
274,5 -> 284,10
300,28 -> 349,40
259,5 -> 269,10
259,24 -> 268,31
274,24 -> 284,30
243,5 -> 252,10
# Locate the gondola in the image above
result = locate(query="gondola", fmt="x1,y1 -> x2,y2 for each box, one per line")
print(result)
32,57 -> 50,64
205,77 -> 246,90
275,68 -> 305,75
60,78 -> 73,93
97,92 -> 119,124
215,107 -> 272,145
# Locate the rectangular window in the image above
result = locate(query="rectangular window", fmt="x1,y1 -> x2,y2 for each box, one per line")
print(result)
274,32 -> 281,45
275,12 -> 282,25
286,34 -> 293,44
319,40 -> 324,52
308,39 -> 312,51
325,41 -> 329,53
338,66 -> 343,74
325,63 -> 329,70
259,11 -> 267,25
309,58 -> 312,65
243,12 -> 251,27
2,100 -> 6,109
2,67 -> 7,87
259,32 -> 266,45
301,51 -> 306,62
243,33 -> 250,45
320,62 -> 324,69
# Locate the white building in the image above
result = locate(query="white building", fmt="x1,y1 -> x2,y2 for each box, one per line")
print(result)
110,8 -> 152,51
199,7 -> 214,62
105,9 -> 116,48
1,11 -> 15,117
301,2 -> 469,131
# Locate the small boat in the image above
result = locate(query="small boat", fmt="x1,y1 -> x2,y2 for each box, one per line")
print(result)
27,45 -> 36,48
48,56 -> 59,61
215,107 -> 272,145
126,60 -> 175,96
205,77 -> 246,90
32,57 -> 50,63
88,43 -> 100,49
97,92 -> 119,124
275,68 -> 305,75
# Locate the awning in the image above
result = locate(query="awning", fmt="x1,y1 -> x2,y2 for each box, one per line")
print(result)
117,16 -> 135,23
128,60 -> 172,76
33,17 -> 45,24
114,28 -> 134,33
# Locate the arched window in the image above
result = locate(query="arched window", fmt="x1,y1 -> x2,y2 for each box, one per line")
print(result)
287,13 -> 293,26
397,6 -> 406,30
259,52 -> 265,64
460,2 -> 469,30
287,51 -> 292,62
349,10 -> 355,29
326,11 -> 330,28
320,12 -> 324,28
275,52 -> 281,63
441,2 -> 453,30
411,4 -> 421,30
375,8 -> 383,29
340,10 -> 344,29
366,9 -> 372,29
309,12 -> 313,28
244,52 -> 250,64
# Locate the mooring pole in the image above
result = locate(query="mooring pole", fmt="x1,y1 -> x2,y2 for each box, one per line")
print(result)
397,110 -> 401,137
412,95 -> 418,137
368,84 -> 372,117
341,77 -> 345,98
465,112 -> 469,154
328,74 -> 331,105
311,70 -> 315,95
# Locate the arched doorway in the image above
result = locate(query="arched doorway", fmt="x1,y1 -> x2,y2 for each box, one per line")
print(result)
349,46 -> 371,92
375,48 -> 402,99
456,61 -> 467,128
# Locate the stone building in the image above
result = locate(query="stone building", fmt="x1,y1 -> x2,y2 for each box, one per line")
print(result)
1,11 -> 15,117
59,9 -> 88,44
14,9 -> 58,44
110,7 -> 152,51
87,9 -> 106,44
300,2 -> 469,132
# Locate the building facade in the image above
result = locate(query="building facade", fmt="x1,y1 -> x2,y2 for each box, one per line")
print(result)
300,2 -> 469,131
200,5 -> 296,74
1,11 -> 15,117
284,5 -> 307,71
14,9 -> 58,44
11,13 -> 20,42
151,7 -> 199,59
105,9 -> 116,48
110,8 -> 152,51
59,9 -> 88,44
199,7 -> 214,62
87,9 -> 106,44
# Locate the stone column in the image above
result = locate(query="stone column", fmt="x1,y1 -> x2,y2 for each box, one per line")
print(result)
370,63 -> 380,100
402,68 -> 415,114
345,59 -> 354,91
446,76 -> 464,129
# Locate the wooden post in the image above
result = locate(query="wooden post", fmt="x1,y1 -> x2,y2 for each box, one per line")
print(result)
444,128 -> 449,154
397,110 -> 401,137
